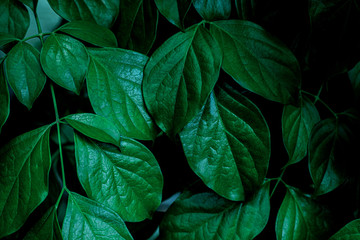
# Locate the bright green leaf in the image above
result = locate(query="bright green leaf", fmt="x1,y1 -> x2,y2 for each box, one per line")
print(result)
65,113 -> 121,145
62,192 -> 133,240
154,0 -> 192,29
58,21 -> 118,48
0,125 -> 51,238
275,187 -> 333,240
180,83 -> 270,201
143,24 -> 221,137
4,42 -> 46,109
0,61 -> 9,133
282,96 -> 320,165
160,182 -> 270,240
0,0 -> 30,39
210,20 -> 301,104
47,0 -> 120,28
193,0 -> 231,21
348,61 -> 360,99
329,219 -> 360,240
87,47 -> 157,140
40,33 -> 89,94
19,0 -> 38,12
74,133 -> 163,222
0,33 -> 20,47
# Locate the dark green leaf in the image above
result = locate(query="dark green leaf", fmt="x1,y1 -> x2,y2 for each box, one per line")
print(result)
329,219 -> 360,240
58,21 -> 118,48
65,113 -> 121,145
47,0 -> 120,28
180,83 -> 270,201
235,0 -> 255,20
62,192 -> 133,240
114,0 -> 158,54
154,0 -> 192,29
282,97 -> 320,165
160,182 -> 270,240
143,24 -> 221,136
0,33 -> 20,47
276,187 -> 333,240
309,0 -> 344,23
87,48 -> 157,140
348,61 -> 360,99
210,20 -> 301,104
0,61 -> 9,133
0,0 -> 30,39
74,133 -> 163,222
193,0 -> 231,21
0,125 -> 51,238
40,33 -> 89,94
19,0 -> 38,12
4,42 -> 46,109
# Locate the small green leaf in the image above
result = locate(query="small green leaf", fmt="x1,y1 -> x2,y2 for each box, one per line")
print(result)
282,96 -> 320,165
210,20 -> 301,104
0,61 -> 9,133
0,33 -> 20,47
4,42 -> 46,109
193,0 -> 231,21
65,113 -> 121,145
0,0 -> 30,39
19,0 -> 38,12
40,33 -> 89,94
0,125 -> 51,238
180,83 -> 270,201
275,187 -> 333,240
160,182 -> 270,240
348,61 -> 360,99
47,0 -> 120,28
58,21 -> 118,48
62,192 -> 133,240
143,24 -> 221,136
154,0 -> 192,29
329,219 -> 360,240
87,47 -> 157,140
74,133 -> 163,222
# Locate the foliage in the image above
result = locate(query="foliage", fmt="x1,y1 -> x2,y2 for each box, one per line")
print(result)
1,0 -> 360,239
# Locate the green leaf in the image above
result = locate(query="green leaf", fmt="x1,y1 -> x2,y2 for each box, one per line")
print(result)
0,61 -> 9,133
154,0 -> 192,29
19,0 -> 38,12
160,182 -> 270,240
210,20 -> 301,104
40,33 -> 89,94
282,97 -> 320,165
4,42 -> 46,110
87,47 -> 157,140
74,133 -> 163,222
329,219 -> 360,240
65,113 -> 121,145
0,33 -> 20,47
114,0 -> 158,54
0,125 -> 51,238
180,83 -> 270,201
348,61 -> 360,99
235,0 -> 255,20
0,0 -> 30,39
62,192 -> 133,240
143,24 -> 221,137
47,0 -> 120,28
58,21 -> 118,48
193,0 -> 231,21
275,187 -> 333,240
309,0 -> 344,23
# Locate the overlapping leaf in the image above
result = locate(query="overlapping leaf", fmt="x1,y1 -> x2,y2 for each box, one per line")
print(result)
193,0 -> 231,21
0,60 -> 9,133
0,125 -> 51,238
329,219 -> 360,240
74,133 -> 163,222
19,0 -> 38,12
0,0 -> 29,39
0,33 -> 19,47
87,48 -> 157,140
154,0 -> 192,29
143,24 -> 221,136
180,83 -> 270,201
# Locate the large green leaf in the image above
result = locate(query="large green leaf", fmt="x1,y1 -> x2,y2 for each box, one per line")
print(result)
0,0 -> 29,39
87,48 -> 157,140
193,0 -> 231,21
180,83 -> 270,201
160,182 -> 270,240
154,0 -> 192,29
62,192 -> 133,240
74,133 -> 163,222
143,24 -> 221,136
0,125 -> 51,238
0,61 -> 9,133
282,96 -> 320,165
275,187 -> 333,240
47,0 -> 120,28
329,219 -> 360,240
40,33 -> 89,94
4,42 -> 46,110
210,20 -> 301,104
58,21 -> 118,48
114,0 -> 158,54
0,33 -> 19,47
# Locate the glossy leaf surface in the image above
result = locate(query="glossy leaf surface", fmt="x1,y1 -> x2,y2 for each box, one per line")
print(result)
154,0 -> 192,29
0,33 -> 19,47
0,61 -> 9,133
143,25 -> 221,136
74,133 -> 163,222
193,0 -> 231,21
4,42 -> 46,109
180,84 -> 270,201
329,219 -> 360,240
40,33 -> 89,94
0,125 -> 51,238
62,192 -> 133,240
210,20 -> 301,104
0,0 -> 29,38
87,48 -> 157,140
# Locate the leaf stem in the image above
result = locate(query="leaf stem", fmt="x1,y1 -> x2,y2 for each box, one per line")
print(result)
270,167 -> 287,198
22,33 -> 51,43
301,90 -> 338,118
34,10 -> 44,44
55,187 -> 65,209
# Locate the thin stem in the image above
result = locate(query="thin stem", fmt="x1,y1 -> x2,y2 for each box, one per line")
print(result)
314,83 -> 324,105
55,188 -> 65,209
22,33 -> 51,42
301,90 -> 338,118
270,167 -> 287,198
34,10 -> 44,44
